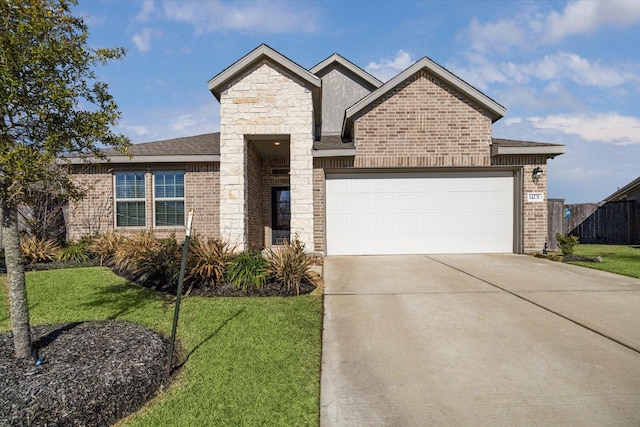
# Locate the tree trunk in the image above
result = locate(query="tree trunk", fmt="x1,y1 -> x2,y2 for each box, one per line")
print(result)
1,201 -> 31,359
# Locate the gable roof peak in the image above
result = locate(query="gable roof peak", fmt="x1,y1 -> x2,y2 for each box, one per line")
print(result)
310,52 -> 382,89
342,55 -> 507,138
208,43 -> 321,101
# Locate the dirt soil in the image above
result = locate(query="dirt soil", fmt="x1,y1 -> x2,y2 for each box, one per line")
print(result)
0,321 -> 171,426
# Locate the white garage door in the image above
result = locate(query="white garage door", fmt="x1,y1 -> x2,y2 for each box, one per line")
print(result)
325,171 -> 514,255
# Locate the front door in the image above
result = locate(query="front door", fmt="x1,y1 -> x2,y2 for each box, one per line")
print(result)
271,186 -> 290,244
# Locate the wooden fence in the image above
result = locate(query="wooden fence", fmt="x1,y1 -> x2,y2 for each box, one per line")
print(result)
548,199 -> 639,249
570,200 -> 638,244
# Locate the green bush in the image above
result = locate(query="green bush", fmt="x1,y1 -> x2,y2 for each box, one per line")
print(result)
20,235 -> 61,264
187,235 -> 235,288
556,232 -> 579,255
226,250 -> 268,292
265,236 -> 312,295
57,242 -> 91,263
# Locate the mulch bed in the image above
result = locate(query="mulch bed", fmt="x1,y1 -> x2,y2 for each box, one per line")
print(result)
187,279 -> 317,297
0,321 -> 171,426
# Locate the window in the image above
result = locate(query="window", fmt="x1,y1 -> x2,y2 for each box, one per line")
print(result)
154,172 -> 185,227
115,172 -> 146,227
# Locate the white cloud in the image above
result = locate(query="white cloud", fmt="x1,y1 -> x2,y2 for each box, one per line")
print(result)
162,0 -> 319,34
466,17 -> 526,53
122,125 -> 151,137
132,27 -> 161,53
465,0 -> 640,52
448,53 -> 506,91
366,50 -> 416,82
520,53 -> 635,88
172,114 -> 197,131
543,0 -> 640,43
451,52 -> 638,95
503,117 -> 522,126
527,113 -> 640,145
135,0 -> 156,22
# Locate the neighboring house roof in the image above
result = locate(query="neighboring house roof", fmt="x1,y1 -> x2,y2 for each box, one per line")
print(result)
342,56 -> 507,139
603,176 -> 640,202
309,53 -> 382,90
207,43 -> 322,130
491,138 -> 566,158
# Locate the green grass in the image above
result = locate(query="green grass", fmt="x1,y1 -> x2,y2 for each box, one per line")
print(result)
568,244 -> 640,278
1,267 -> 323,426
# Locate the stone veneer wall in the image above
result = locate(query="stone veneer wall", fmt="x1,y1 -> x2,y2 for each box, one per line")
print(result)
219,61 -> 315,251
68,163 -> 219,241
493,156 -> 548,253
312,157 -> 354,254
353,71 -> 493,168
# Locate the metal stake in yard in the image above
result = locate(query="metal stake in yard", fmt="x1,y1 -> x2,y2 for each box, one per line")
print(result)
167,209 -> 194,375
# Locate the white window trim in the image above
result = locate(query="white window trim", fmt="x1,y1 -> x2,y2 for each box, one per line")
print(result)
113,172 -> 147,228
152,171 -> 186,228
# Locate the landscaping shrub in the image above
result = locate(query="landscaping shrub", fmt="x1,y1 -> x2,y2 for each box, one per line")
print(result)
88,231 -> 126,266
20,236 -> 61,264
57,242 -> 91,263
187,236 -> 235,288
555,232 -> 579,255
226,250 -> 268,292
265,236 -> 313,295
112,231 -> 183,292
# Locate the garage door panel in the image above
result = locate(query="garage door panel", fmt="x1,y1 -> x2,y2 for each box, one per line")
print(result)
326,172 -> 514,255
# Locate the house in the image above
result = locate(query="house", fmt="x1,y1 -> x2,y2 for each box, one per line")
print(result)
67,44 -> 565,256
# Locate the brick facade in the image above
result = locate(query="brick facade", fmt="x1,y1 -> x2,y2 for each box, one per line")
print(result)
493,156 -> 549,253
353,71 -> 492,168
247,143 -> 263,247
68,163 -> 219,241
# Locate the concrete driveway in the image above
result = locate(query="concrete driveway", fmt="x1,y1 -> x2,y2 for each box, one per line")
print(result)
320,254 -> 640,426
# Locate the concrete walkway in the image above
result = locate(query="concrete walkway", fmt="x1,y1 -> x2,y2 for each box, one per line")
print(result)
320,254 -> 640,426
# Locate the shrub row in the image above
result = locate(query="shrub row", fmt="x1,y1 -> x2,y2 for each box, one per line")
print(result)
15,232 -> 315,296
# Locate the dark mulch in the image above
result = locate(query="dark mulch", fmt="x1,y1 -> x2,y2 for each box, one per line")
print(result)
0,321 -> 171,426
562,255 -> 603,263
188,280 -> 317,297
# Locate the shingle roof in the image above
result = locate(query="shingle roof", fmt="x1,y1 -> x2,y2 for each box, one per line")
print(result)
491,138 -> 563,148
313,135 -> 354,150
105,133 -> 220,156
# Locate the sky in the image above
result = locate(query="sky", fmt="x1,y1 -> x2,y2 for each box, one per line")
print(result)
74,0 -> 640,203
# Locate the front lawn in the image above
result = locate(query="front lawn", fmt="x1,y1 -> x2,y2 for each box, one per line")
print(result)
0,267 -> 322,426
568,244 -> 640,279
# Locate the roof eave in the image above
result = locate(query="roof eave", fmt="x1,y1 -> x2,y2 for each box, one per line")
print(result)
67,154 -> 221,165
312,148 -> 356,158
491,145 -> 567,157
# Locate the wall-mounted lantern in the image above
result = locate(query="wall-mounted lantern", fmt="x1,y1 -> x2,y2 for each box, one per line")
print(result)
532,167 -> 543,183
